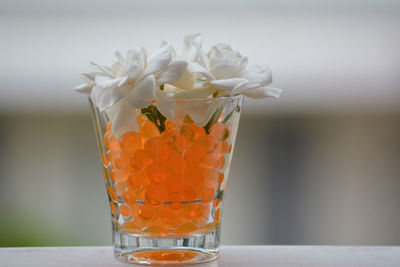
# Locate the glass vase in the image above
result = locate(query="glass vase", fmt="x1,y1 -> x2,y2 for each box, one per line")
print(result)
89,95 -> 243,265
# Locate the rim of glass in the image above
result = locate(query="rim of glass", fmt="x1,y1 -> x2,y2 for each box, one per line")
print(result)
88,94 -> 243,104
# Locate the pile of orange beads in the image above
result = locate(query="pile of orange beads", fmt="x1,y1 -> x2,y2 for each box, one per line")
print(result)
101,115 -> 232,236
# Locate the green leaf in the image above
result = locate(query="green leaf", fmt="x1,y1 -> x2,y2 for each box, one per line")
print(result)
141,105 -> 167,133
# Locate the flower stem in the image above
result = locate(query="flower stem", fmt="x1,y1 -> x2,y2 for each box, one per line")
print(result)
141,105 -> 166,133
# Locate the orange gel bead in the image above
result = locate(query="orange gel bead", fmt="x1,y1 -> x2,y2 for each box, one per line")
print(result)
202,187 -> 215,202
214,208 -> 221,222
184,144 -> 206,166
123,222 -> 142,234
218,173 -> 224,184
164,175 -> 184,193
183,186 -> 199,203
210,123 -> 229,141
199,153 -> 219,169
130,149 -> 152,171
101,152 -> 110,167
107,186 -> 118,203
160,209 -> 182,228
104,132 -> 120,151
197,135 -> 217,153
173,135 -> 189,154
147,162 -> 169,184
111,169 -> 129,183
145,183 -> 167,206
228,144 -> 233,153
137,205 -> 155,221
114,151 -> 131,170
121,191 -> 135,205
175,223 -> 198,235
183,167 -> 205,186
165,152 -> 186,176
119,132 -> 142,152
167,192 -> 184,210
141,120 -> 160,140
128,169 -> 146,193
205,169 -> 220,189
145,225 -> 169,235
120,204 -> 130,217
145,137 -> 172,162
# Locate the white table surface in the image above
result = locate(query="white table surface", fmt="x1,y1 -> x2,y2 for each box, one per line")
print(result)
0,246 -> 399,267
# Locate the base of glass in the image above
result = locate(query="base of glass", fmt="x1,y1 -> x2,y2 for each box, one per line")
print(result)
113,227 -> 220,265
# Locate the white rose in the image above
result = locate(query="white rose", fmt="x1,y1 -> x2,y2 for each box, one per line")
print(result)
74,44 -> 187,137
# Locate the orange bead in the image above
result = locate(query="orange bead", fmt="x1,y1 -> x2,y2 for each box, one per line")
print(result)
137,205 -> 155,221
174,223 -> 198,235
137,115 -> 146,129
141,120 -> 160,140
168,192 -> 184,210
100,152 -> 110,167
165,120 -> 178,133
210,123 -> 229,141
121,191 -> 135,205
111,169 -> 129,183
147,162 -> 168,184
180,124 -> 205,141
145,183 -> 167,206
198,153 -> 219,169
123,222 -> 143,234
145,225 -> 169,235
173,135 -> 189,154
128,169 -> 146,193
216,140 -> 229,156
107,186 -> 118,203
120,204 -> 131,217
205,169 -> 220,189
228,144 -> 233,153
197,135 -> 218,153
202,187 -> 215,202
160,208 -> 182,228
145,137 -> 172,162
214,208 -> 221,222
104,132 -> 120,151
165,152 -> 186,176
110,201 -> 117,215
130,149 -> 152,171
184,144 -> 206,166
164,175 -> 184,193
213,199 -> 220,208
113,151 -> 131,170
183,186 -> 199,203
218,173 -> 225,184
119,132 -> 142,153
183,167 -> 205,186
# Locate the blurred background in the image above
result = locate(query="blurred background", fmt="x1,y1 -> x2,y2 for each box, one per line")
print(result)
0,0 -> 399,246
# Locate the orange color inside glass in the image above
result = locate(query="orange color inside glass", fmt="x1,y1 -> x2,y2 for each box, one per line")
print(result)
103,116 -> 230,236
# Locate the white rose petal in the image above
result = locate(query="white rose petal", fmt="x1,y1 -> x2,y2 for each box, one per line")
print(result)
108,101 -> 139,138
126,75 -> 156,109
73,83 -> 93,94
156,59 -> 188,86
246,64 -> 272,89
155,88 -> 175,119
207,78 -> 248,91
91,85 -> 128,112
174,87 -> 216,100
242,86 -> 282,98
139,46 -> 172,80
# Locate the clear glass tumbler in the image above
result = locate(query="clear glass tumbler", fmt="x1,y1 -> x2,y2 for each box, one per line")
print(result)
89,95 -> 243,265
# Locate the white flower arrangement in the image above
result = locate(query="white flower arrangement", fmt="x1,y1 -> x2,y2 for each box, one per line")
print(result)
75,34 -> 282,137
